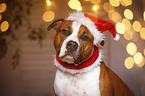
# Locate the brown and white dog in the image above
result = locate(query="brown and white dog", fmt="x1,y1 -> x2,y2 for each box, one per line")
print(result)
47,12 -> 134,96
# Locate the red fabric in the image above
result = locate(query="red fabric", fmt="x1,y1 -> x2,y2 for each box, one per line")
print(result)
56,47 -> 99,70
84,13 -> 116,38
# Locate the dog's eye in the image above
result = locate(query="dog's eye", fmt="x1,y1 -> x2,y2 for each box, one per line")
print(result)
59,26 -> 71,36
80,32 -> 91,41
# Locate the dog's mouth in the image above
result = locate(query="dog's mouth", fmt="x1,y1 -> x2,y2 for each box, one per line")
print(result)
59,52 -> 82,65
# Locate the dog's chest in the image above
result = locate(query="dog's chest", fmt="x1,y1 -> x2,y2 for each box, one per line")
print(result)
54,67 -> 101,96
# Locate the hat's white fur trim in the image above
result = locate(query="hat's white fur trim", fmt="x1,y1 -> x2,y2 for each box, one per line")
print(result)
54,49 -> 103,74
114,34 -> 120,41
65,12 -> 105,45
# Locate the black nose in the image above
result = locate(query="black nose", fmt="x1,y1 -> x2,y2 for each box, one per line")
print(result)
66,41 -> 78,51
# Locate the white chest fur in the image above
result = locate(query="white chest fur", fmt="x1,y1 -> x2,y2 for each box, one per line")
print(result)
54,67 -> 101,96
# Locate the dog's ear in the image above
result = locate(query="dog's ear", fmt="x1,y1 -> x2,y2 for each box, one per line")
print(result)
47,19 -> 64,31
100,40 -> 104,46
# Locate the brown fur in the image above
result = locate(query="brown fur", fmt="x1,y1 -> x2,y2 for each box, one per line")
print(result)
99,62 -> 135,96
78,25 -> 94,63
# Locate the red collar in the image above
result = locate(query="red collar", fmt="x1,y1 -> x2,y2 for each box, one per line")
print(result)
56,47 -> 99,70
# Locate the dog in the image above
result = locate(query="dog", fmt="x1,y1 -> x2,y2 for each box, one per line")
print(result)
47,12 -> 134,96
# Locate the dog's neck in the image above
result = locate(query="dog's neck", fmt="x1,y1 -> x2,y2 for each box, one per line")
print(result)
54,46 -> 103,74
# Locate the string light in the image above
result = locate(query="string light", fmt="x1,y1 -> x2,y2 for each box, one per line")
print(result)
124,9 -> 133,20
140,28 -> 145,40
0,14 -> 1,21
0,21 -> 9,32
46,0 -> 51,6
122,0 -> 132,6
136,56 -> 144,67
77,6 -> 82,11
133,21 -> 142,32
0,3 -> 6,13
109,0 -> 120,7
122,19 -> 131,30
43,11 -> 55,22
103,2 -> 114,13
124,57 -> 134,69
126,42 -> 137,56
92,5 -> 99,11
116,23 -> 125,34
68,0 -> 81,10
134,52 -> 143,65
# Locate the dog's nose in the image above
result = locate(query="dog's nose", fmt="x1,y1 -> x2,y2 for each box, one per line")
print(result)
66,41 -> 78,51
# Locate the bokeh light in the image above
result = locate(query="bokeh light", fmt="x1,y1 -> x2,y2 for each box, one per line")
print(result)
46,0 -> 51,6
122,18 -> 131,30
77,6 -> 82,11
116,23 -> 125,34
133,21 -> 142,32
111,11 -> 122,23
68,0 -> 81,10
136,56 -> 145,67
140,28 -> 145,40
92,5 -> 99,11
123,30 -> 133,40
43,11 -> 55,22
0,14 -> 1,21
109,0 -> 120,7
122,0 -> 132,6
134,52 -> 143,65
0,3 -> 6,13
103,2 -> 114,13
126,42 -> 137,56
90,0 -> 101,4
124,57 -> 134,69
124,9 -> 133,20
0,21 -> 9,32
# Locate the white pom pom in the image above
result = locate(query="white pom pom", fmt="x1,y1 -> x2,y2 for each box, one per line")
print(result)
114,34 -> 120,41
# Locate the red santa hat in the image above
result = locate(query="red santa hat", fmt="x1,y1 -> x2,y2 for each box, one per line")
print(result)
66,12 -> 119,45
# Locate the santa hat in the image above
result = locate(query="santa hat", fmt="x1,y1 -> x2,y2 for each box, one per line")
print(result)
65,12 -> 120,45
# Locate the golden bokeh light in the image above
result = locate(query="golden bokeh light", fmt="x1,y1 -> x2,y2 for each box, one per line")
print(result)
103,2 -> 114,13
136,56 -> 145,67
43,11 -> 55,22
133,21 -> 142,32
68,0 -> 81,10
0,3 -> 6,13
124,57 -> 134,69
109,0 -> 120,7
0,21 -> 9,32
122,0 -> 132,6
123,30 -> 133,40
77,6 -> 82,11
134,52 -> 143,65
122,19 -> 131,30
111,11 -> 122,23
126,42 -> 137,56
46,0 -> 51,6
90,0 -> 101,4
140,28 -> 145,40
0,14 -> 1,21
116,23 -> 125,34
92,5 -> 99,11
124,9 -> 133,20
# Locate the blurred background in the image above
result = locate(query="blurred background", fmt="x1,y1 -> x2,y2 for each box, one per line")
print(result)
0,0 -> 145,96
